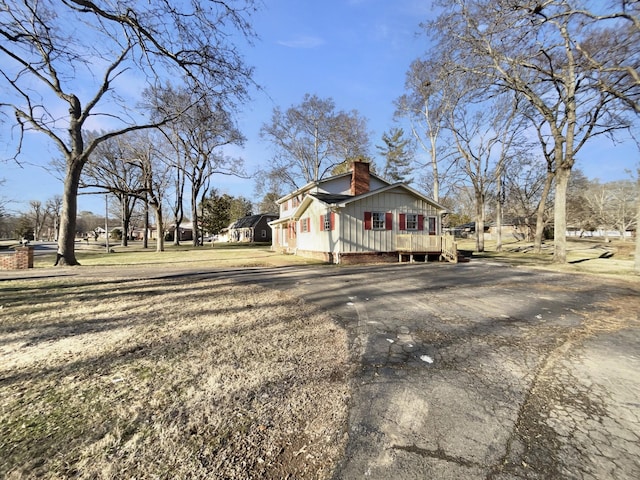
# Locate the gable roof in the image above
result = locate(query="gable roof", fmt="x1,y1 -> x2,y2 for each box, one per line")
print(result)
276,169 -> 391,204
313,183 -> 448,211
229,214 -> 278,229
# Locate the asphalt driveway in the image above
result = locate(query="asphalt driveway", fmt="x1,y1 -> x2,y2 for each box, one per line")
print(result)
249,260 -> 640,479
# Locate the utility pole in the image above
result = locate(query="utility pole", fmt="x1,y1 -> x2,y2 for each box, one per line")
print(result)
105,194 -> 110,253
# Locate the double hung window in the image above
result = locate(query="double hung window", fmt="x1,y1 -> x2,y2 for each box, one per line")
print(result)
372,212 -> 386,230
405,214 -> 418,230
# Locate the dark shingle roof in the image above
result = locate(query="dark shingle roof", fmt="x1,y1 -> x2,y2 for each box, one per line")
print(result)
230,214 -> 277,229
310,193 -> 352,204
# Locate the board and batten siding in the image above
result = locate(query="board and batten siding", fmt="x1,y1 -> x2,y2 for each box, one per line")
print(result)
296,201 -> 339,253
339,191 -> 440,253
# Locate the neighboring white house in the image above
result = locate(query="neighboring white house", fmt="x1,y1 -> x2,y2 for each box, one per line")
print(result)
269,161 -> 457,264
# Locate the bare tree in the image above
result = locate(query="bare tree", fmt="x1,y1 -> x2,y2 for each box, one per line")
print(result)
0,0 -> 256,265
611,179 -> 638,240
28,200 -> 47,241
635,167 -> 640,274
428,0 -> 635,262
44,195 -> 62,241
128,131 -> 172,252
584,178 -> 637,240
396,59 -> 458,202
253,169 -> 287,214
571,2 -> 640,114
503,156 -> 551,242
151,84 -> 247,246
82,133 -> 145,246
168,139 -> 186,247
446,92 -> 524,252
0,179 -> 7,221
142,85 -> 187,246
565,169 -> 593,236
260,94 -> 371,189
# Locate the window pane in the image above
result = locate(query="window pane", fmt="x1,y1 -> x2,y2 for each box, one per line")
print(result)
406,214 -> 418,230
428,217 -> 436,235
372,212 -> 385,229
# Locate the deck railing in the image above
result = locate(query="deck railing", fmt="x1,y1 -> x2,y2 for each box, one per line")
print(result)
441,234 -> 458,263
396,234 -> 442,253
396,233 -> 458,262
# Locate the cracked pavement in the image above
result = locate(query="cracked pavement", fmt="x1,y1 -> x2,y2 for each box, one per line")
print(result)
286,260 -> 640,479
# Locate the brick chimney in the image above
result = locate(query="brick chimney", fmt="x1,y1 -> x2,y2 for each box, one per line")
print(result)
350,160 -> 370,196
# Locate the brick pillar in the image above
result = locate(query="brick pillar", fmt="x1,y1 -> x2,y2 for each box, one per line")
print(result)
14,246 -> 34,269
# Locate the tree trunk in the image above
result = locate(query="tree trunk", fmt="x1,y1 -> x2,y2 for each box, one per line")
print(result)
496,175 -> 503,252
173,191 -> 183,246
553,166 -> 572,263
533,171 -> 554,253
143,196 -> 149,249
430,133 -> 439,203
635,170 -> 640,274
191,185 -> 199,247
55,160 -> 83,266
121,197 -> 129,247
173,217 -> 182,246
153,204 -> 165,252
475,191 -> 485,253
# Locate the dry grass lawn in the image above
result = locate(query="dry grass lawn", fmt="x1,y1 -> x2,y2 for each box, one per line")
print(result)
459,237 -> 638,277
0,273 -> 352,479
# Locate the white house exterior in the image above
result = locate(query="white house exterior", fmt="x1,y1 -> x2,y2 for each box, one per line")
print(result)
270,161 -> 455,264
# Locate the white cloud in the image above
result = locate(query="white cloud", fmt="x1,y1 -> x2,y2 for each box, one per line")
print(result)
277,35 -> 325,49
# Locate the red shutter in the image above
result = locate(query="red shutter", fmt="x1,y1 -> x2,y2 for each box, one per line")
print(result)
307,217 -> 311,232
429,217 -> 436,235
330,212 -> 336,231
364,211 -> 372,230
418,215 -> 424,231
385,212 -> 393,230
320,215 -> 325,231
399,213 -> 406,231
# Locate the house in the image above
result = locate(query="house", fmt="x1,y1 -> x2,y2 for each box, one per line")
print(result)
228,214 -> 278,243
487,218 -> 536,241
167,221 -> 194,242
269,161 -> 457,264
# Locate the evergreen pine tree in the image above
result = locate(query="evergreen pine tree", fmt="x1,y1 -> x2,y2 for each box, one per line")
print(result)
377,128 -> 414,184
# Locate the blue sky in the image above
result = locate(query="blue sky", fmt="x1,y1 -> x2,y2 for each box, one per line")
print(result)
1,0 -> 637,215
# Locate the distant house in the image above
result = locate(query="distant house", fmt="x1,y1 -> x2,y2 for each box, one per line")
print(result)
167,221 -> 194,241
131,226 -> 158,241
487,218 -> 536,241
228,214 -> 278,243
269,161 -> 457,264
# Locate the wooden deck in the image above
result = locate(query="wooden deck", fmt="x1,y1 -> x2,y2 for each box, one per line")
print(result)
396,234 -> 459,263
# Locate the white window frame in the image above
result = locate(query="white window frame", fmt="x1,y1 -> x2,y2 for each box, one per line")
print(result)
406,213 -> 418,231
323,215 -> 331,231
372,212 -> 386,230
